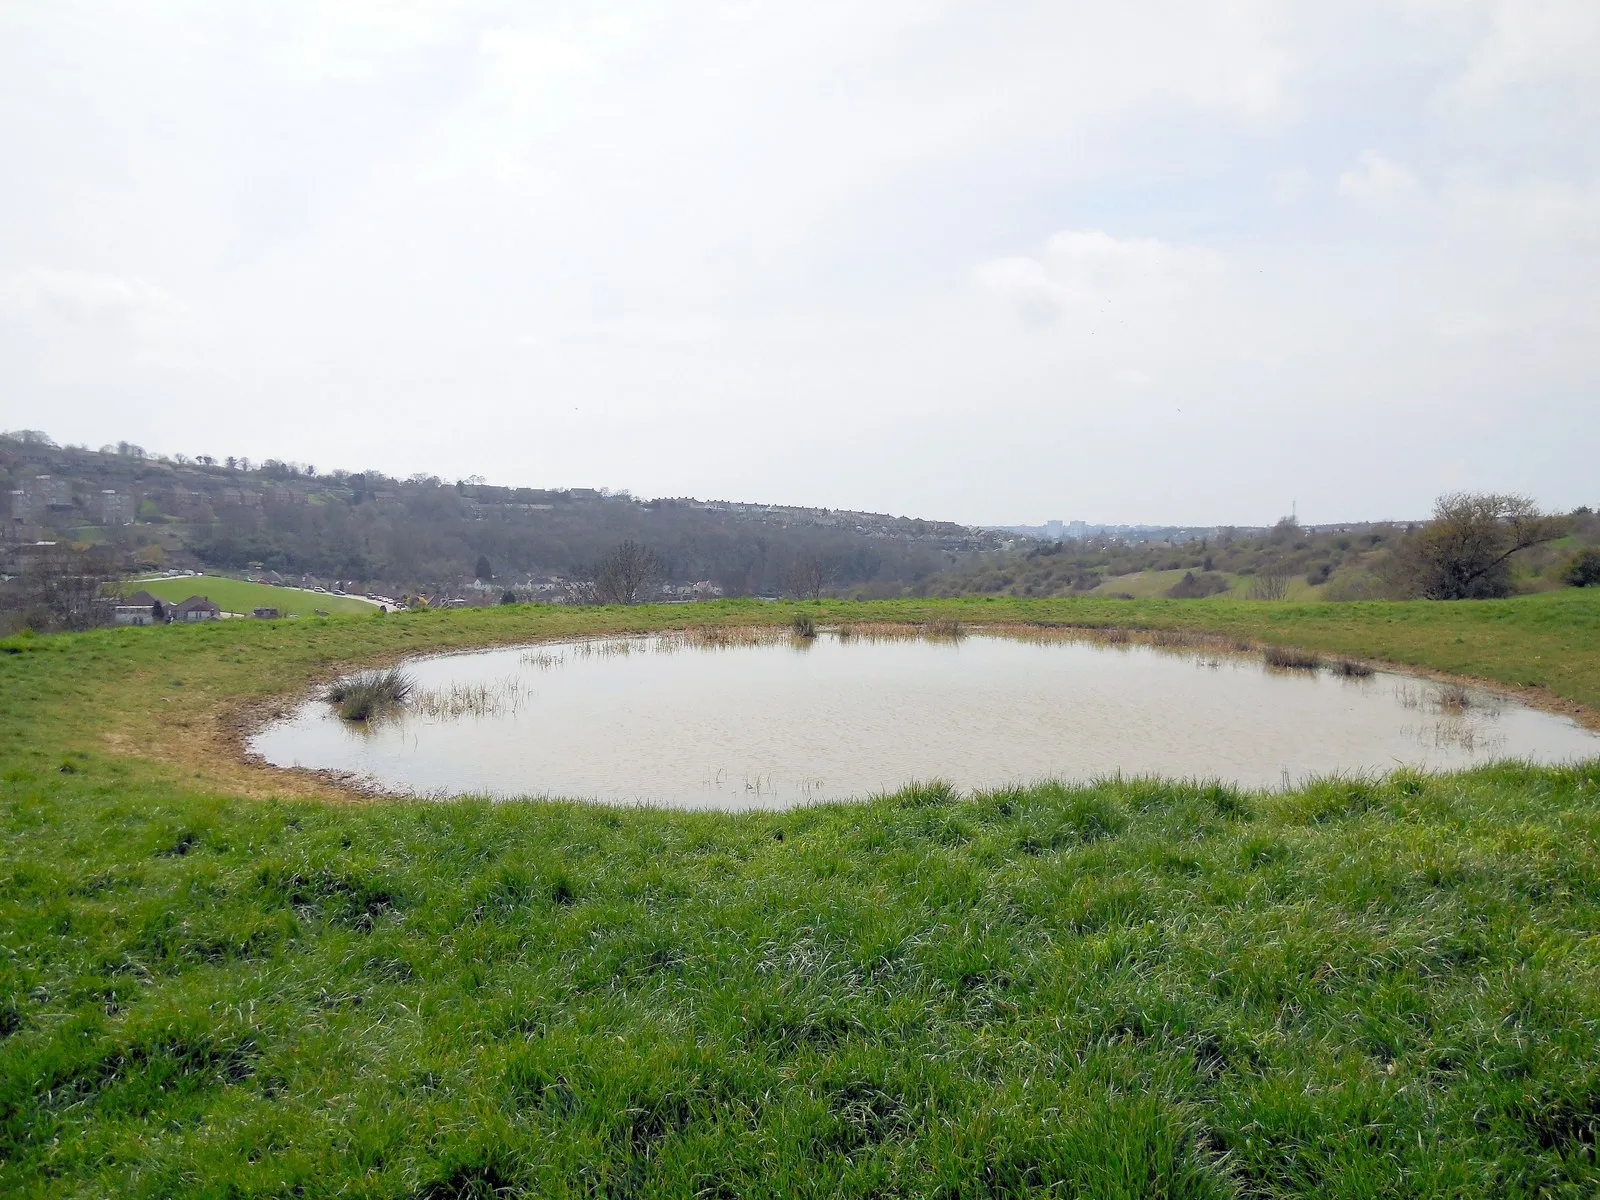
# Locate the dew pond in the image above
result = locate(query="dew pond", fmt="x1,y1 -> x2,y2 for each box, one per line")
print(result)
250,628 -> 1600,808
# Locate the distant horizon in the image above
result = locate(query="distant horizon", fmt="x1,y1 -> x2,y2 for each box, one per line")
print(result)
6,426 -> 1454,535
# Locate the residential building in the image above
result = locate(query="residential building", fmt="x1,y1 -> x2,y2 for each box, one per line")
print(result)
24,475 -> 74,511
171,595 -> 222,621
96,490 -> 135,526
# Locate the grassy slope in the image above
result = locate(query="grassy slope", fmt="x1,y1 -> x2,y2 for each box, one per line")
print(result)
3,592 -> 1600,1197
1083,568 -> 1326,602
135,576 -> 375,617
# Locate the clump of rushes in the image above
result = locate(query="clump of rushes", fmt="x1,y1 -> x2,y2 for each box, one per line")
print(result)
1263,645 -> 1322,670
925,619 -> 964,639
834,622 -> 854,642
791,615 -> 817,639
324,669 -> 415,721
1331,658 -> 1375,678
1436,682 -> 1472,713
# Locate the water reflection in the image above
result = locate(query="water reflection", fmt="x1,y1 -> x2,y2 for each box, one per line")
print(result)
250,627 -> 1600,808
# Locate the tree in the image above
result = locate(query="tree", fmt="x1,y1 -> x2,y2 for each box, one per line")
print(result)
583,540 -> 664,605
1168,570 -> 1230,599
1566,548 -> 1600,588
2,429 -> 57,446
1249,561 -> 1291,600
475,555 -> 493,582
500,589 -> 518,605
0,544 -> 117,633
783,553 -> 830,600
1390,493 -> 1562,599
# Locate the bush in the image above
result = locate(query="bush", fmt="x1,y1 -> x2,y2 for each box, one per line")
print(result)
1166,571 -> 1230,599
1249,572 -> 1289,601
1321,571 -> 1386,602
324,669 -> 415,722
1263,645 -> 1321,670
1387,492 -> 1562,599
1330,658 -> 1375,678
1566,548 -> 1600,588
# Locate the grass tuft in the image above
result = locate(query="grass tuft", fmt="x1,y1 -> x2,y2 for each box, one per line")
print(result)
324,668 -> 415,721
1330,657 -> 1376,677
1263,644 -> 1322,671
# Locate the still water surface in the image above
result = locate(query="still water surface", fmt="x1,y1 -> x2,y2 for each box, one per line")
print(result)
250,631 -> 1600,808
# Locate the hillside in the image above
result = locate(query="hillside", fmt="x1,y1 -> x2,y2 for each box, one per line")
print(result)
0,432 -> 1012,600
930,514 -> 1600,601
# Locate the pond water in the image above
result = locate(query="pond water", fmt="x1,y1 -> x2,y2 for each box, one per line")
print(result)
249,630 -> 1600,808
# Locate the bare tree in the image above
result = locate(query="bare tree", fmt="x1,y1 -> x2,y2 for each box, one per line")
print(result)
583,540 -> 665,605
0,544 -> 117,633
1249,561 -> 1291,601
783,552 -> 830,600
1389,493 -> 1563,599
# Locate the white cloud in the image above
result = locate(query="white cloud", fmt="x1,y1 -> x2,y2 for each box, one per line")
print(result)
1270,167 -> 1315,205
1338,151 -> 1423,210
1440,175 -> 1600,244
975,230 -> 1230,324
0,267 -> 185,328
1445,0 -> 1600,109
524,314 -> 727,346
287,0 -> 483,82
1044,230 -> 1228,291
0,268 -> 195,371
973,257 -> 1062,324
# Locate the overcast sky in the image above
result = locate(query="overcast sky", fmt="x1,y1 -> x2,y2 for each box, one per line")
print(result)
2,2 -> 1596,525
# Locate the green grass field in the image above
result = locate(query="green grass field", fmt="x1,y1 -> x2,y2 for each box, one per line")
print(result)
3,592 -> 1600,1197
133,576 -> 377,617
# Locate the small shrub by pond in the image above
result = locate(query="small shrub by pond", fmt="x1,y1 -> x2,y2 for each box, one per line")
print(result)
1263,645 -> 1322,671
1330,658 -> 1375,678
324,669 -> 415,722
